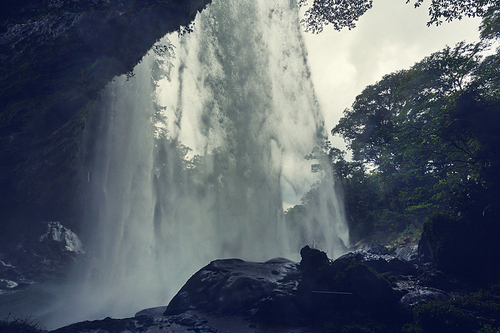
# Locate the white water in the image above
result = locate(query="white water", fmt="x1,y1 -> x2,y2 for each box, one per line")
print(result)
44,0 -> 349,328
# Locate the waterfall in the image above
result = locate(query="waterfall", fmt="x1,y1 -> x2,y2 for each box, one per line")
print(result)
45,0 -> 349,328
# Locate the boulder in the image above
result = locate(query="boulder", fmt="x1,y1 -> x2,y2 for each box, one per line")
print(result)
338,244 -> 417,275
394,245 -> 419,263
39,221 -> 85,254
135,306 -> 167,317
164,257 -> 300,318
361,243 -> 389,255
296,245 -> 403,328
399,287 -> 451,307
0,221 -> 85,293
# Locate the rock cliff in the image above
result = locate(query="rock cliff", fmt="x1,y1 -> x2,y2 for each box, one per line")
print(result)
0,0 -> 211,248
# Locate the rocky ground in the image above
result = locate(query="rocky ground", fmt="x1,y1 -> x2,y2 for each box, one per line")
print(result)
53,310 -> 320,333
44,242 -> 477,333
0,221 -> 85,295
2,236 -> 499,333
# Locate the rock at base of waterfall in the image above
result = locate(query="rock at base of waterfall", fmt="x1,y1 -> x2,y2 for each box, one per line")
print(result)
399,287 -> 451,307
164,245 -> 428,327
135,306 -> 167,317
0,221 -> 85,293
338,244 -> 418,275
164,257 -> 300,322
54,243 -> 473,332
39,221 -> 85,254
394,245 -> 419,263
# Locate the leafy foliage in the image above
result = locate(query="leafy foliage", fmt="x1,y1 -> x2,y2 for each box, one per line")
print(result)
330,41 -> 500,244
298,0 -> 373,33
407,0 -> 500,26
480,5 -> 500,39
299,0 -> 500,33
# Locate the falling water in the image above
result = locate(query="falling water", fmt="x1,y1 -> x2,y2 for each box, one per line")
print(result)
45,0 -> 349,328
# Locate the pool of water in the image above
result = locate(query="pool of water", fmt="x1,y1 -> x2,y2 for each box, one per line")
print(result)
0,283 -> 57,326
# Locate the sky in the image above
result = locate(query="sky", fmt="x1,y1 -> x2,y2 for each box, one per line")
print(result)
301,0 -> 483,151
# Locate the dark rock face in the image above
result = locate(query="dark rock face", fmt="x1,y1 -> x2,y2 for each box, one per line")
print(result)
164,257 -> 300,320
0,0 -> 211,248
297,245 -> 402,327
421,212 -> 500,287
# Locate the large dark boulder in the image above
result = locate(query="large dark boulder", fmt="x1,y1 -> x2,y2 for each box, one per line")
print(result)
164,257 -> 300,323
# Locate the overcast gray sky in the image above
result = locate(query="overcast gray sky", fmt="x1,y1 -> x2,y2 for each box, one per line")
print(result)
301,0 -> 482,150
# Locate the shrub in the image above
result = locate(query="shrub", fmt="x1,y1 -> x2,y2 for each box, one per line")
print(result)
0,317 -> 47,333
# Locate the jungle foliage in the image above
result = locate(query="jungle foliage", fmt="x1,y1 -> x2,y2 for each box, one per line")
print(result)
327,39 -> 500,244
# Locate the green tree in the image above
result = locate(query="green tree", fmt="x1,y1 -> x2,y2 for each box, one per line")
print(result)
300,0 -> 500,33
331,41 -> 500,243
298,0 -> 373,33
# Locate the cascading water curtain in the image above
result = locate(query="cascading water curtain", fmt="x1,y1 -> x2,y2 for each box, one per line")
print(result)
45,0 -> 349,329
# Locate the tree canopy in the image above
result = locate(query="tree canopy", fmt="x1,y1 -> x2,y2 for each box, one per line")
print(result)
324,40 -> 500,243
299,0 -> 500,34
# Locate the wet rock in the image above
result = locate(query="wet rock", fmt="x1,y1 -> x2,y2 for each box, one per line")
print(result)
399,287 -> 451,307
339,245 -> 417,275
135,306 -> 167,317
361,243 -> 389,255
39,222 -> 85,254
0,278 -> 18,290
418,267 -> 461,291
394,245 -> 419,263
297,246 -> 401,325
164,258 -> 299,317
0,221 -> 85,293
169,311 -> 207,327
191,325 -> 218,333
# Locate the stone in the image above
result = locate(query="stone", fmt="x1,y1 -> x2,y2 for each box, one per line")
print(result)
338,245 -> 417,275
0,221 -> 85,293
361,243 -> 389,255
169,311 -> 207,327
164,258 -> 299,318
394,245 -> 419,263
135,306 -> 167,317
399,287 -> 451,307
